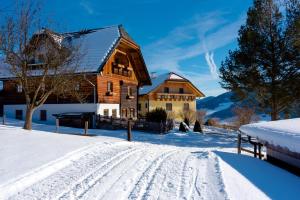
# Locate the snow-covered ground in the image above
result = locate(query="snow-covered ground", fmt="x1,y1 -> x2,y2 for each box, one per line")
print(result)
0,118 -> 299,200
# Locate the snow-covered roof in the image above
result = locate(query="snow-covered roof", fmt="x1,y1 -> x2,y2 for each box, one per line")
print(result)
240,118 -> 300,153
139,73 -> 170,95
139,72 -> 203,96
63,26 -> 121,73
0,25 -> 145,79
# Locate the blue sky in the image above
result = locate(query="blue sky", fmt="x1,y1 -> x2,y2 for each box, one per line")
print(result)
2,0 -> 253,96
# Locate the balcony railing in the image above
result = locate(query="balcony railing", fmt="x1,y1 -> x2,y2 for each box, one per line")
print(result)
156,93 -> 195,101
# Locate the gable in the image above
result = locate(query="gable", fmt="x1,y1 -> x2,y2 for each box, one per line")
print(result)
139,72 -> 205,97
152,80 -> 203,97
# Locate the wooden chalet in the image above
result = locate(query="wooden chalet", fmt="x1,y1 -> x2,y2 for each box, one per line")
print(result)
0,25 -> 151,125
138,72 -> 204,120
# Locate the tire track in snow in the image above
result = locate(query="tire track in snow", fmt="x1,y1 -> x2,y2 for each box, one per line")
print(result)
189,168 -> 203,200
177,154 -> 196,200
128,149 -> 177,200
177,155 -> 191,199
98,146 -> 180,200
57,146 -> 143,200
9,142 -> 129,200
190,151 -> 228,200
2,141 -> 116,199
82,148 -> 149,200
141,151 -> 188,200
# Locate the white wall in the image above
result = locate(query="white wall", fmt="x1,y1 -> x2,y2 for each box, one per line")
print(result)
4,104 -> 98,124
96,103 -> 120,117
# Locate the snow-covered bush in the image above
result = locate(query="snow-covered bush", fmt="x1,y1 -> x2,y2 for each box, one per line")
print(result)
179,122 -> 189,132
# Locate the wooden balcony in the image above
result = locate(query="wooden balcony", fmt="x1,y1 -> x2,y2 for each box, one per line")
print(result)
156,93 -> 195,101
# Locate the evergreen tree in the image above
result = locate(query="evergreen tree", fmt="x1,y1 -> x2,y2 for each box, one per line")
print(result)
219,0 -> 300,120
179,122 -> 187,132
193,120 -> 203,133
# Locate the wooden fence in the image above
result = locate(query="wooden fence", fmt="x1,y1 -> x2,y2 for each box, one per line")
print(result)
95,115 -> 174,134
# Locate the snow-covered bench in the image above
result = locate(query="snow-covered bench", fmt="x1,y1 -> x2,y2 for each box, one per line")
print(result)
240,118 -> 300,170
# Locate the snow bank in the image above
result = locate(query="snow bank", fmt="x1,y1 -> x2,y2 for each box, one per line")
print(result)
216,151 -> 300,200
0,120 -> 122,185
240,118 -> 300,153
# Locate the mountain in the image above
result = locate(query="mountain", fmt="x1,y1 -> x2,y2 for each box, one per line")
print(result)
196,92 -> 236,121
197,92 -> 300,122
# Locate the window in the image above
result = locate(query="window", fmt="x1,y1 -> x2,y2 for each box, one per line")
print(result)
164,87 -> 169,93
138,103 -> 141,111
123,69 -> 128,76
145,102 -> 148,109
75,83 -> 80,91
122,108 -> 127,118
17,84 -> 22,93
112,109 -> 117,118
128,86 -> 133,96
183,103 -> 189,111
130,108 -> 135,118
103,109 -> 109,116
179,88 -> 184,94
0,81 -> 3,91
15,110 -> 23,120
40,110 -> 47,121
107,81 -> 113,92
166,103 -> 172,111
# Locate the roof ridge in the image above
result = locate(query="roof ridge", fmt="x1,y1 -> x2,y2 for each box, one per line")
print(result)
61,24 -> 121,35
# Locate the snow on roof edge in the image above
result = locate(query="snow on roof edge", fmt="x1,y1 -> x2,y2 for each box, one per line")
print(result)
240,118 -> 300,153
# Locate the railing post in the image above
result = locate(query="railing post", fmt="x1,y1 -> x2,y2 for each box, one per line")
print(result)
2,113 -> 5,125
258,144 -> 262,159
254,143 -> 257,158
127,119 -> 132,142
56,118 -> 59,133
84,121 -> 88,135
237,132 -> 242,154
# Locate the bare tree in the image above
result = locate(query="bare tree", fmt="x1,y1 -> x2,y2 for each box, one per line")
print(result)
179,110 -> 196,126
196,110 -> 206,125
205,118 -> 219,127
0,0 -> 84,130
232,106 -> 259,128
